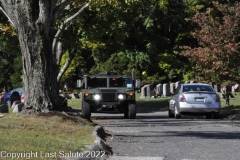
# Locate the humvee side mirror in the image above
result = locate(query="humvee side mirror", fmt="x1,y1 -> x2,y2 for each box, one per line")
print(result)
77,79 -> 82,88
135,79 -> 141,89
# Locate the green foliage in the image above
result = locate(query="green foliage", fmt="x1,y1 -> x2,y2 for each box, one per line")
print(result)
1,0 -> 230,91
141,73 -> 166,86
180,2 -> 240,84
183,71 -> 196,82
0,13 -> 21,89
89,51 -> 148,78
82,0 -> 195,84
59,52 -> 86,89
10,56 -> 23,88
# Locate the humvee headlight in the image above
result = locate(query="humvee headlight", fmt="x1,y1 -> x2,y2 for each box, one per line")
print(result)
84,93 -> 89,97
118,94 -> 124,100
93,94 -> 101,100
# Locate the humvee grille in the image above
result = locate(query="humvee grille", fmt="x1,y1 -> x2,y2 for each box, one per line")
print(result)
102,93 -> 116,101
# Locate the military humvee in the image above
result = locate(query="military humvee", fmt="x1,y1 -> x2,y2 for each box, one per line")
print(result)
80,70 -> 141,119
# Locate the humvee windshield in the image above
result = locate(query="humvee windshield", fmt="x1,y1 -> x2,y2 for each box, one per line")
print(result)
88,78 -> 107,88
88,77 -> 133,88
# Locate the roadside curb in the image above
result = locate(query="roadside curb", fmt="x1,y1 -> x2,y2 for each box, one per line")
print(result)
68,125 -> 112,160
226,114 -> 240,120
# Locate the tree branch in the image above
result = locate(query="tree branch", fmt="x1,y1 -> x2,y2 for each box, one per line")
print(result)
57,48 -> 75,82
52,1 -> 90,63
0,7 -> 14,26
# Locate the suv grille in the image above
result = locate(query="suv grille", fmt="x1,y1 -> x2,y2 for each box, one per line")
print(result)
102,93 -> 116,101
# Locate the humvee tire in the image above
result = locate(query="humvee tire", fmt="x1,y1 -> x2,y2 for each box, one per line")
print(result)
82,100 -> 91,119
128,103 -> 136,119
124,108 -> 129,119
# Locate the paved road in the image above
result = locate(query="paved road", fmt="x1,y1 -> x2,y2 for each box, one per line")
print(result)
92,111 -> 240,160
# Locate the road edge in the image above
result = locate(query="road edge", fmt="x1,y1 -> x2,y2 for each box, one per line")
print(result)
68,125 -> 112,160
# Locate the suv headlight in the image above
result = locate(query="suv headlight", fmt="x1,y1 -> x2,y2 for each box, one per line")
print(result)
93,94 -> 101,100
118,94 -> 124,100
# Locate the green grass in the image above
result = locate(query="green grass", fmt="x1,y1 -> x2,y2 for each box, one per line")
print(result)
219,92 -> 240,118
136,93 -> 170,113
68,97 -> 82,109
0,107 -> 95,160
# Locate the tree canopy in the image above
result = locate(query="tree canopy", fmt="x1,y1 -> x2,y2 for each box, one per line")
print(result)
180,2 -> 240,85
1,0 -> 240,103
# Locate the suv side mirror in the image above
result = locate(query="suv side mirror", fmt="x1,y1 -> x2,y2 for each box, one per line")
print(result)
135,79 -> 141,89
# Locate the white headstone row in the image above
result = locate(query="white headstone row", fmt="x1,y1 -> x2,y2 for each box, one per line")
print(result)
139,81 -> 224,98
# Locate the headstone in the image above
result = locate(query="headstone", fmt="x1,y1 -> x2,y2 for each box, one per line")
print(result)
71,93 -> 80,99
13,103 -> 24,113
11,100 -> 21,108
170,83 -> 175,94
140,84 -> 154,98
175,81 -> 181,89
0,104 -> 8,113
163,83 -> 170,97
214,84 -> 221,92
149,84 -> 155,98
140,85 -> 148,98
156,84 -> 163,97
145,84 -> 152,98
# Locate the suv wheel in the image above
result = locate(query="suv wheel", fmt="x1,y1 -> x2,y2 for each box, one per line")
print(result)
82,101 -> 91,119
128,103 -> 136,119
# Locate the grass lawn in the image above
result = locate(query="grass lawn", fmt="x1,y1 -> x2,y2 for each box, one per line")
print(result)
0,99 -> 95,160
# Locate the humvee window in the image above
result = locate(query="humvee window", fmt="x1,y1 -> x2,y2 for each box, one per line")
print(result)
88,78 -> 107,88
109,77 -> 133,88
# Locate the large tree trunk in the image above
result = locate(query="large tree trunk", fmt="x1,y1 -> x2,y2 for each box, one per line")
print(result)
0,0 -> 64,111
21,28 -> 60,111
0,0 -> 90,112
15,1 -> 62,111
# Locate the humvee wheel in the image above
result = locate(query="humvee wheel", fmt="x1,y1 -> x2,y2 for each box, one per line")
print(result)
124,108 -> 129,119
128,103 -> 136,119
82,101 -> 91,119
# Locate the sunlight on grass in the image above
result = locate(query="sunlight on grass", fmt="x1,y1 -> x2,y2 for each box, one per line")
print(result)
0,110 -> 95,160
68,97 -> 82,109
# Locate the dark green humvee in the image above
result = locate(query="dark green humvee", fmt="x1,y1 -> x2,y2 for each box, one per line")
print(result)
81,70 -> 141,119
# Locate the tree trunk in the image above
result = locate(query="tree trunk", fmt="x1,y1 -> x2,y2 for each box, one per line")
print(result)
20,9 -> 63,111
0,0 -> 90,112
0,0 -> 65,112
21,30 -> 61,111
